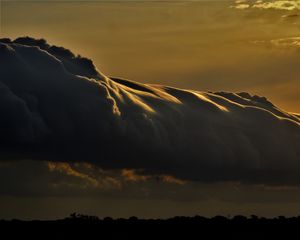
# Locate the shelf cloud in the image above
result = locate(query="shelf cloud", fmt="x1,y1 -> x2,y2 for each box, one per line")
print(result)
0,37 -> 299,185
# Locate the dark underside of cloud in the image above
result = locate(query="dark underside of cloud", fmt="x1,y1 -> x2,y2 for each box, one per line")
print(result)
0,37 -> 299,185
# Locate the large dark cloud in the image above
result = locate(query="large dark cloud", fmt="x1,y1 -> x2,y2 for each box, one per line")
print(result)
0,37 -> 299,185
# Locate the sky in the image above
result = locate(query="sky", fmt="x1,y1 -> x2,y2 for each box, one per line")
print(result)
0,0 -> 300,220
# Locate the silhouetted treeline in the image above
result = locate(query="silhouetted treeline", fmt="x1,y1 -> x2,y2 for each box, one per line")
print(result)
1,213 -> 299,239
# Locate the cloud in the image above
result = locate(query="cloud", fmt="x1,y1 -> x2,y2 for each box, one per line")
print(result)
252,36 -> 300,50
47,162 -> 102,188
281,13 -> 299,17
270,37 -> 300,48
234,0 -> 300,10
0,159 -> 188,199
121,168 -> 185,185
0,37 -> 299,186
121,169 -> 150,182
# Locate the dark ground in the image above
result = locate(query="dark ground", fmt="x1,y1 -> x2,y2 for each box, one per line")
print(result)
0,214 -> 299,239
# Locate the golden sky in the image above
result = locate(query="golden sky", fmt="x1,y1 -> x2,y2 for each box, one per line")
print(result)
1,1 -> 300,220
2,0 -> 300,112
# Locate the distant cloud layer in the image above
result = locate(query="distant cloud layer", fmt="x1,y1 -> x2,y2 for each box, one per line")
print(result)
0,37 -> 299,185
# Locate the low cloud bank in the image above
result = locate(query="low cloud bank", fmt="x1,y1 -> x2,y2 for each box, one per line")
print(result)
0,37 -> 299,185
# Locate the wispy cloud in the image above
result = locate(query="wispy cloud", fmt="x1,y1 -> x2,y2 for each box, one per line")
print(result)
271,36 -> 300,47
233,0 -> 300,10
